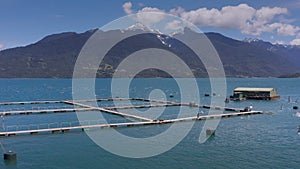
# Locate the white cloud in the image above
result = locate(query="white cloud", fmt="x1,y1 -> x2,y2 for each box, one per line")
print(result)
277,15 -> 295,24
290,38 -> 300,45
169,7 -> 185,16
165,20 -> 183,31
176,4 -> 290,36
255,6 -> 287,24
274,40 -> 285,45
122,2 -> 300,38
178,4 -> 255,28
240,6 -> 288,35
264,23 -> 300,36
123,2 -> 133,14
276,23 -> 300,36
0,44 -> 4,50
122,2 -> 166,28
136,7 -> 165,26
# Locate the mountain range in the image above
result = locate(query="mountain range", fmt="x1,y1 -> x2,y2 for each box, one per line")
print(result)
0,28 -> 299,78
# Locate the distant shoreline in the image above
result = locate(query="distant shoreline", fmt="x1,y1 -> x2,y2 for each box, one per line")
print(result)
278,73 -> 300,78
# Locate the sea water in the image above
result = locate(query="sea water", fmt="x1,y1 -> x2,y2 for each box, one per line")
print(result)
0,78 -> 299,169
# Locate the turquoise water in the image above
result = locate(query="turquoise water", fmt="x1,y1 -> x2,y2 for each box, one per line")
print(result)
0,78 -> 299,169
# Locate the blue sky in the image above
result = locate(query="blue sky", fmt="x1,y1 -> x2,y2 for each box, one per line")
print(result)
1,0 -> 300,50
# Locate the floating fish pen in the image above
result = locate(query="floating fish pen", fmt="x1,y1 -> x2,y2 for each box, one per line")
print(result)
231,87 -> 280,101
0,97 -> 264,137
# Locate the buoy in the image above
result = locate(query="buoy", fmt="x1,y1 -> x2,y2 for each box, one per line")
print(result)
206,129 -> 215,136
293,106 -> 298,110
242,106 -> 250,112
3,150 -> 16,161
225,98 -> 229,103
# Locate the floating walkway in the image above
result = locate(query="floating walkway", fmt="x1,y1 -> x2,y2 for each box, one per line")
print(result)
0,111 -> 262,137
1,108 -> 95,116
0,98 -> 242,117
63,100 -> 152,121
0,100 -> 62,105
0,97 -> 134,105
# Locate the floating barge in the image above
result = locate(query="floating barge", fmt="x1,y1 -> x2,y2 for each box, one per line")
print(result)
231,87 -> 280,101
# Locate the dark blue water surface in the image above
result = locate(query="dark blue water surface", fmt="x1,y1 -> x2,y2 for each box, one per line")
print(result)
0,78 -> 299,169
